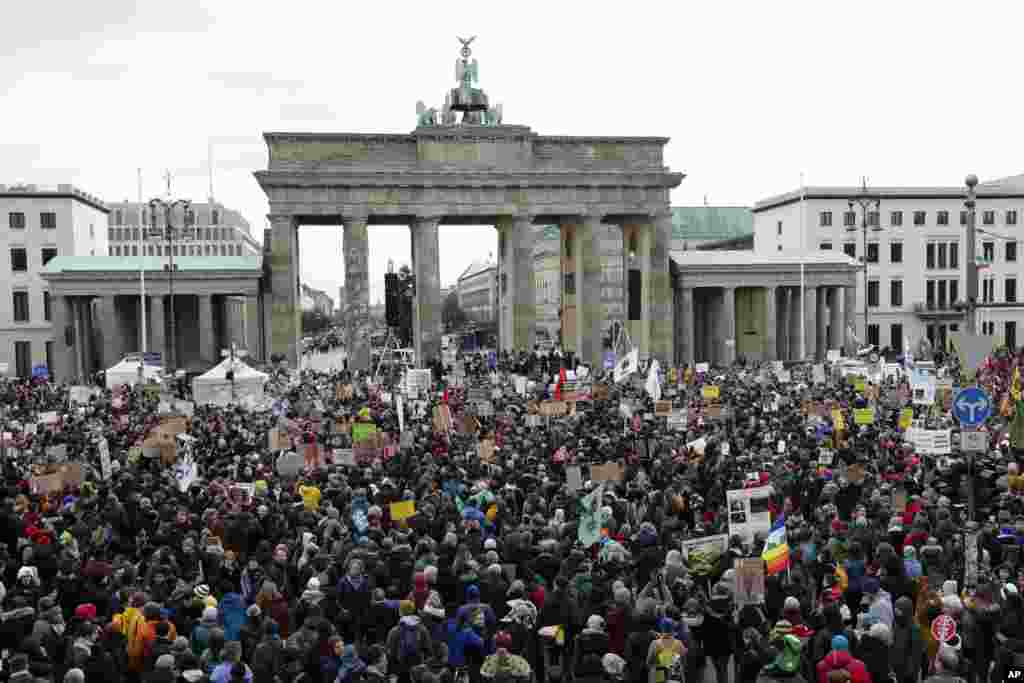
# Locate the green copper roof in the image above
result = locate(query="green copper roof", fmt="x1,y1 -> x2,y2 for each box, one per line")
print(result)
672,207 -> 753,241
43,255 -> 263,274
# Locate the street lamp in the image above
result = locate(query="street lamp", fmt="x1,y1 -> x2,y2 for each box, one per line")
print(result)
847,178 -> 881,348
147,197 -> 194,378
964,174 -> 979,335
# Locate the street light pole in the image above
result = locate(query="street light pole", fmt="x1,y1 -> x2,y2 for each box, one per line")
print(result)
148,197 -> 194,378
964,174 -> 979,335
848,178 -> 880,348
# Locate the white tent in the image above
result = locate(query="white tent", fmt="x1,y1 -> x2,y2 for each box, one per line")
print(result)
106,356 -> 163,389
192,357 -> 268,406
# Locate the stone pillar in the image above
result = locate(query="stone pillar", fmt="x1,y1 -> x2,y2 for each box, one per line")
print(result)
777,289 -> 789,362
816,286 -> 828,361
722,286 -> 736,365
497,218 -> 513,353
150,295 -> 166,368
50,295 -> 73,383
648,211 -> 675,365
98,296 -> 120,371
829,287 -> 843,353
268,214 -> 301,367
575,213 -> 605,369
82,298 -> 95,379
844,284 -> 857,352
636,222 -> 653,360
245,296 -> 261,360
681,287 -> 695,365
343,214 -> 371,371
198,294 -> 216,366
512,214 -> 536,353
411,216 -> 442,366
804,286 -> 818,361
788,287 -> 802,360
765,286 -> 778,361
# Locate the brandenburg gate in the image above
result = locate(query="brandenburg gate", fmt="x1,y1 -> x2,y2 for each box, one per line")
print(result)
255,39 -> 683,370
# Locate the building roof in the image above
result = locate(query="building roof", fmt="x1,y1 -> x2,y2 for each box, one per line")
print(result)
42,255 -> 262,274
672,250 -> 857,267
672,207 -> 753,241
754,174 -> 1024,212
457,257 -> 495,281
0,183 -> 108,213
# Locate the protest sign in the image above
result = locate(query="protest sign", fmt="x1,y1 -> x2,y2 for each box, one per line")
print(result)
591,462 -> 624,483
853,408 -> 875,425
899,408 -> 914,430
334,449 -> 356,466
812,364 -> 826,384
702,385 -> 720,400
847,463 -> 866,485
726,486 -> 773,544
680,533 -> 729,561
667,408 -> 688,431
40,411 -> 59,425
268,428 -> 289,451
478,439 -> 495,463
390,500 -> 416,521
654,400 -> 672,417
539,401 -> 568,417
336,384 -> 354,401
352,423 -> 378,443
818,448 -> 834,466
592,384 -> 609,400
173,400 -> 195,417
735,557 -> 766,607
565,465 -> 583,492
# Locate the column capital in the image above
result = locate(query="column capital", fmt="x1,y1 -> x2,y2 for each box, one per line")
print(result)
342,212 -> 369,226
413,214 -> 443,226
266,214 -> 296,227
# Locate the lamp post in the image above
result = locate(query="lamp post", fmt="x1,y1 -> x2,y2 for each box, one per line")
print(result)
147,197 -> 194,378
964,174 -> 979,335
847,178 -> 881,348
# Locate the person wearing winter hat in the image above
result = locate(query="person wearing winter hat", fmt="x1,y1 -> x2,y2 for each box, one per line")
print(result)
757,634 -> 803,683
858,623 -> 893,683
573,616 -> 610,679
480,631 -> 531,680
191,607 -> 219,657
816,635 -> 869,683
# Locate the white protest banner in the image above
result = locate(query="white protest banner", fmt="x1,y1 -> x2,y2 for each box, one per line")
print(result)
613,349 -> 639,384
726,486 -> 774,544
667,408 -> 688,431
827,349 -> 842,362
812,364 -> 826,384
334,449 -> 356,466
911,368 -> 936,405
818,448 -> 834,466
98,438 -> 111,480
930,429 -> 952,455
69,386 -> 93,405
695,362 -> 710,374
397,394 -> 405,434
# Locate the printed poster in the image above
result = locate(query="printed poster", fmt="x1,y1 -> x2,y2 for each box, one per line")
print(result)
726,486 -> 774,544
735,557 -> 766,607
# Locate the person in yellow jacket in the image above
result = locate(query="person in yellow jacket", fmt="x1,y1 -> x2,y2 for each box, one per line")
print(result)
119,592 -> 148,668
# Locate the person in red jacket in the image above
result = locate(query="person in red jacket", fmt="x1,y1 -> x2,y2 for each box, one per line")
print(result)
816,634 -> 870,683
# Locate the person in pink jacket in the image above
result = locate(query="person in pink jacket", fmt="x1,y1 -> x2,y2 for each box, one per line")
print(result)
816,635 -> 870,683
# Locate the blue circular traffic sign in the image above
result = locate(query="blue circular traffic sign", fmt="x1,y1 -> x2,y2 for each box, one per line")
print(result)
953,387 -> 992,427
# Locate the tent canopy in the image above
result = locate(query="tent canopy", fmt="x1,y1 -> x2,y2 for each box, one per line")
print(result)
106,356 -> 163,389
192,357 -> 268,406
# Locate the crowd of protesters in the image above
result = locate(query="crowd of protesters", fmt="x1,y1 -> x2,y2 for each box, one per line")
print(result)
0,341 -> 1021,683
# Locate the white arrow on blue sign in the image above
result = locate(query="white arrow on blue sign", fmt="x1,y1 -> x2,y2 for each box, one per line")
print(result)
953,387 -> 992,427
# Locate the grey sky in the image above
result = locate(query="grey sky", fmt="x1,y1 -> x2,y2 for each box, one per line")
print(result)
2,0 -> 1022,304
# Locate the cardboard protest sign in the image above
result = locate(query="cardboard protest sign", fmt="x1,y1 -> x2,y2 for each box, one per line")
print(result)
847,463 -> 866,485
735,557 -> 765,607
591,462 -> 624,483
268,428 -> 289,451
702,385 -> 720,400
592,384 -> 610,400
478,439 -> 495,463
654,400 -> 673,417
336,384 -> 354,401
539,401 -> 568,417
390,500 -> 416,521
334,449 -> 356,466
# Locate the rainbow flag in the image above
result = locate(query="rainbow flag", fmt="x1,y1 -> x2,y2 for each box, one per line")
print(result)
762,514 -> 790,575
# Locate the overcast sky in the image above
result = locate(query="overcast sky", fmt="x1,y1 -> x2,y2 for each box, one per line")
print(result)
3,1 -> 1023,305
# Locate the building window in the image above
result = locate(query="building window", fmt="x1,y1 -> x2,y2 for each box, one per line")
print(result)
563,272 -> 576,295
45,341 -> 53,377
43,291 -> 51,321
40,212 -> 56,229
950,242 -> 959,269
984,321 -> 995,335
843,211 -> 856,227
776,221 -> 782,236
41,247 -> 57,266
14,341 -> 31,379
212,209 -> 220,225
983,241 -> 995,263
132,245 -> 138,256
938,280 -> 948,307
1006,277 -> 1017,303
132,228 -> 140,241
819,242 -> 833,251
937,210 -> 949,226
866,211 -> 878,228
890,323 -> 903,349
890,279 -> 903,307
8,212 -> 25,229
1007,321 -> 1018,352
983,210 -> 995,225
12,291 -> 29,322
937,243 -> 948,269
1008,210 -> 1018,226
867,280 -> 880,308
1008,242 -> 1018,262
10,248 -> 27,272
866,242 -> 879,263
890,242 -> 903,263
913,211 -> 926,226
950,279 -> 959,304
867,324 -> 880,348
107,228 -> 115,241
926,280 -> 935,305
108,247 -> 113,256
926,243 -> 936,269
890,211 -> 903,227
843,242 -> 856,259
820,211 -> 832,227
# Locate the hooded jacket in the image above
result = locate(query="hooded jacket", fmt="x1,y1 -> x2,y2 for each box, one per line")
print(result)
815,650 -> 869,683
385,615 -> 432,673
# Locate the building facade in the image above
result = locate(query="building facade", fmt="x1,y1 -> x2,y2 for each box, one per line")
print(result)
0,184 -> 109,378
105,201 -> 260,258
754,174 -> 1024,353
456,257 -> 497,323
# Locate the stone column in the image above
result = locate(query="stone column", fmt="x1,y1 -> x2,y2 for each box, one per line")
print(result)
98,296 -> 120,371
497,218 -> 513,353
81,299 -> 95,379
765,286 -> 778,361
681,287 -> 695,365
512,214 -> 536,353
648,211 -> 675,365
829,287 -> 843,352
198,294 -> 216,366
150,295 -> 166,369
722,286 -> 736,365
844,284 -> 857,352
411,216 -> 442,366
816,286 -> 828,361
343,214 -> 371,371
777,288 -> 789,361
245,296 -> 261,360
804,286 -> 818,361
788,287 -> 802,360
50,296 -> 73,383
575,213 -> 605,369
268,214 -> 301,367
635,222 -> 653,359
